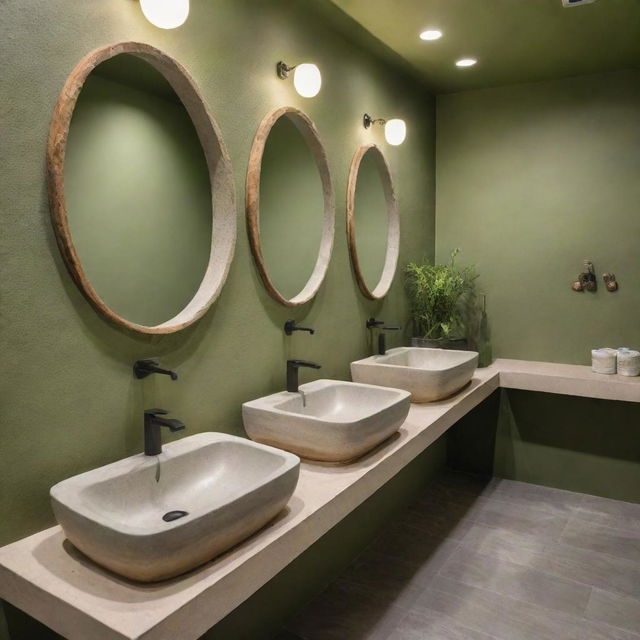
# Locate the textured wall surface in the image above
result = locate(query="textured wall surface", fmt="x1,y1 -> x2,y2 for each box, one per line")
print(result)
437,71 -> 640,505
0,0 -> 434,548
0,0 -> 435,637
436,69 -> 640,365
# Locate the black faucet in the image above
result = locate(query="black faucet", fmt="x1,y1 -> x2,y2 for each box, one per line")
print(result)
286,359 -> 321,392
144,409 -> 185,456
134,358 -> 178,381
284,320 -> 315,335
366,317 -> 401,355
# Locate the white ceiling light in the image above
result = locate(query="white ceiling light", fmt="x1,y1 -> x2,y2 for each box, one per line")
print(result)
419,29 -> 443,41
455,58 -> 477,67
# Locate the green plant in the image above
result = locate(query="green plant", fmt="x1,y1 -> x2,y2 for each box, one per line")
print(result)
405,249 -> 478,339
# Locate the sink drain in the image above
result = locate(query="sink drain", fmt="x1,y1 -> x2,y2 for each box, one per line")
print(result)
162,510 -> 188,522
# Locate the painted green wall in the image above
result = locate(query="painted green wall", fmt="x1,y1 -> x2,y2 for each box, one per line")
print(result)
0,0 -> 435,636
66,60 -> 212,326
436,69 -> 640,365
438,71 -> 640,503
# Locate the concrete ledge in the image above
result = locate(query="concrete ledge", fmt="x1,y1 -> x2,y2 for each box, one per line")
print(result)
496,359 -> 640,403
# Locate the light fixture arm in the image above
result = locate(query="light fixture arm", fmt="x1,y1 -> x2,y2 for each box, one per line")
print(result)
363,113 -> 387,129
277,61 -> 298,79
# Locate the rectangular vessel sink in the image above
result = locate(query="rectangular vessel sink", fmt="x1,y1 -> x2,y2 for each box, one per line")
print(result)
351,347 -> 479,403
242,379 -> 410,463
50,433 -> 299,582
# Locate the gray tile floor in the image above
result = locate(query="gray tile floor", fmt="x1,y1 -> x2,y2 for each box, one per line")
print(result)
280,471 -> 640,640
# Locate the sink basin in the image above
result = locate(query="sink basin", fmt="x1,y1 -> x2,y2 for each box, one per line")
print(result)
50,432 -> 300,582
351,347 -> 478,403
242,379 -> 410,463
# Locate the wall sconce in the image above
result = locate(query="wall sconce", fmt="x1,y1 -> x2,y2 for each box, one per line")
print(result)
363,113 -> 407,146
140,0 -> 189,29
277,61 -> 322,98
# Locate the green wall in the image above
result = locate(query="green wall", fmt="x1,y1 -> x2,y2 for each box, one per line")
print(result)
0,0 -> 435,636
437,71 -> 640,503
436,69 -> 640,365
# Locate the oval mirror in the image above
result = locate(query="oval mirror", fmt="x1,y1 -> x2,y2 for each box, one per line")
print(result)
246,106 -> 334,306
47,42 -> 236,333
346,144 -> 399,299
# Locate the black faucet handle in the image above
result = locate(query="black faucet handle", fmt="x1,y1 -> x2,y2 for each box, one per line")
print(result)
284,320 -> 316,335
366,317 -> 385,329
144,408 -> 170,417
287,359 -> 321,370
134,359 -> 178,381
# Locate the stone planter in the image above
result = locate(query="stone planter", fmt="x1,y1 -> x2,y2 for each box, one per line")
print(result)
411,336 -> 469,350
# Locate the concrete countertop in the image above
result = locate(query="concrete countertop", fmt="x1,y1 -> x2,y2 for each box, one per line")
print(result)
0,359 -> 637,639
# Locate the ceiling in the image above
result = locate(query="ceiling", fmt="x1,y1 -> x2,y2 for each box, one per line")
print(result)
330,0 -> 640,93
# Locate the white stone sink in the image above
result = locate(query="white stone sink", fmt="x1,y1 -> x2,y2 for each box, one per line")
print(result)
50,432 -> 300,582
242,379 -> 410,463
351,347 -> 479,403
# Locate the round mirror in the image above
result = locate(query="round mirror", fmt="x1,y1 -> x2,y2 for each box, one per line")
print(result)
346,144 -> 399,299
246,106 -> 334,306
47,42 -> 236,333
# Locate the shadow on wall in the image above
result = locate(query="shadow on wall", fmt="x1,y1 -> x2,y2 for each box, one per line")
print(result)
495,389 -> 640,502
448,388 -> 640,504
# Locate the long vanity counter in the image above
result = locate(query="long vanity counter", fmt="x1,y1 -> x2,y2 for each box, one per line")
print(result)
0,360 -> 638,640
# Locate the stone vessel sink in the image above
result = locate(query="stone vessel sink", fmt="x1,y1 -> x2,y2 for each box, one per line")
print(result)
351,347 -> 478,403
50,432 -> 300,582
242,379 -> 410,463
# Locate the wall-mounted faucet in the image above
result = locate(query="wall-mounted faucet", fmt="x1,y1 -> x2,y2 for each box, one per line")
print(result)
134,358 -> 178,381
144,409 -> 185,456
286,359 -> 321,393
284,320 -> 315,335
366,317 -> 401,355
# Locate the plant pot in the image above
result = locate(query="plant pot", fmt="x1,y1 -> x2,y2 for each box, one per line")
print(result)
411,336 -> 469,350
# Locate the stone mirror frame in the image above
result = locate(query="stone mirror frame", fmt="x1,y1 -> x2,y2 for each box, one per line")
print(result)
246,106 -> 335,307
346,144 -> 399,300
47,42 -> 236,334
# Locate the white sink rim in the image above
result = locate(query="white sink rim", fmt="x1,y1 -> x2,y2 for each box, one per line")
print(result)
244,379 -> 411,424
51,433 -> 299,538
242,379 -> 411,462
351,347 -> 479,403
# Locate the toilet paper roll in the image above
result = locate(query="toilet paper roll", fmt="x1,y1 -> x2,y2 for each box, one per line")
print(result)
591,348 -> 617,374
617,349 -> 640,377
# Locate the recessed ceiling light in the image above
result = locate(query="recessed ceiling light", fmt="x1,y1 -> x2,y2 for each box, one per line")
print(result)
419,29 -> 442,41
455,58 -> 477,67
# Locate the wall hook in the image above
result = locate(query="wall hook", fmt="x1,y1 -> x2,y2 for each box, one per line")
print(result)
572,260 -> 597,292
603,273 -> 618,292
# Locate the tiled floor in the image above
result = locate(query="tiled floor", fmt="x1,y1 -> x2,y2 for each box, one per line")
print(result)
279,471 -> 640,640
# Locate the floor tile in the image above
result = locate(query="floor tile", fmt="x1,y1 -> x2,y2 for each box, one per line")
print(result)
385,608 -> 498,640
585,588 -> 640,634
460,523 -> 640,598
282,473 -> 640,640
285,578 -> 408,640
576,494 -> 640,535
561,517 -> 640,564
415,577 -> 640,640
438,545 -> 592,617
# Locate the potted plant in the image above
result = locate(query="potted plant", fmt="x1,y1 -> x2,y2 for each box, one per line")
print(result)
405,249 -> 478,349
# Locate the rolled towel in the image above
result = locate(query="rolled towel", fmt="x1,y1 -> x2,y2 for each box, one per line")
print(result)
617,349 -> 640,377
592,348 -> 617,374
